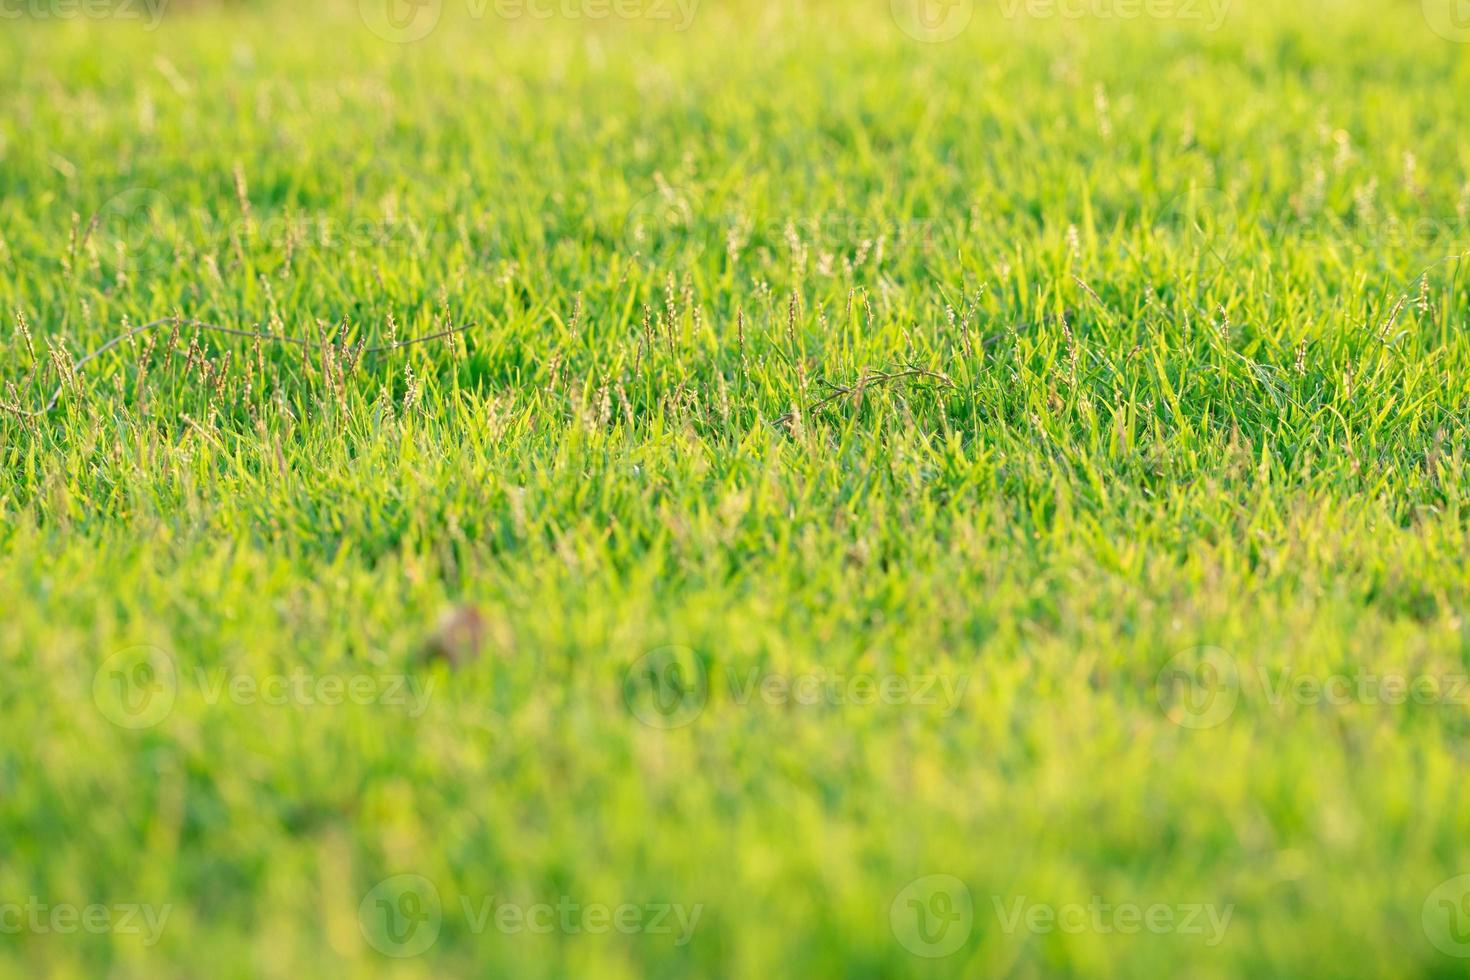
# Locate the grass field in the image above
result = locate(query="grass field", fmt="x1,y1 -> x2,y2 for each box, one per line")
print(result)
4,0 -> 1470,975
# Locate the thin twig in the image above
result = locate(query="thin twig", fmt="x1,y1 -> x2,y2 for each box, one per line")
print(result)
771,367 -> 956,427
0,316 -> 472,418
179,412 -> 225,451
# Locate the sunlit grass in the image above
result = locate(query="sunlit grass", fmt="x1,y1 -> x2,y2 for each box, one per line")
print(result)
2,1 -> 1469,976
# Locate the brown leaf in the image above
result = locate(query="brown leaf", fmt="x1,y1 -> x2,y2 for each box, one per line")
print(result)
422,604 -> 486,670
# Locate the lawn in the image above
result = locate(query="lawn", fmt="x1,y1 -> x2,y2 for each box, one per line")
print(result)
3,0 -> 1470,976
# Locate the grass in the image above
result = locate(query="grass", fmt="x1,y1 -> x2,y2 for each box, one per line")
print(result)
3,0 -> 1470,975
